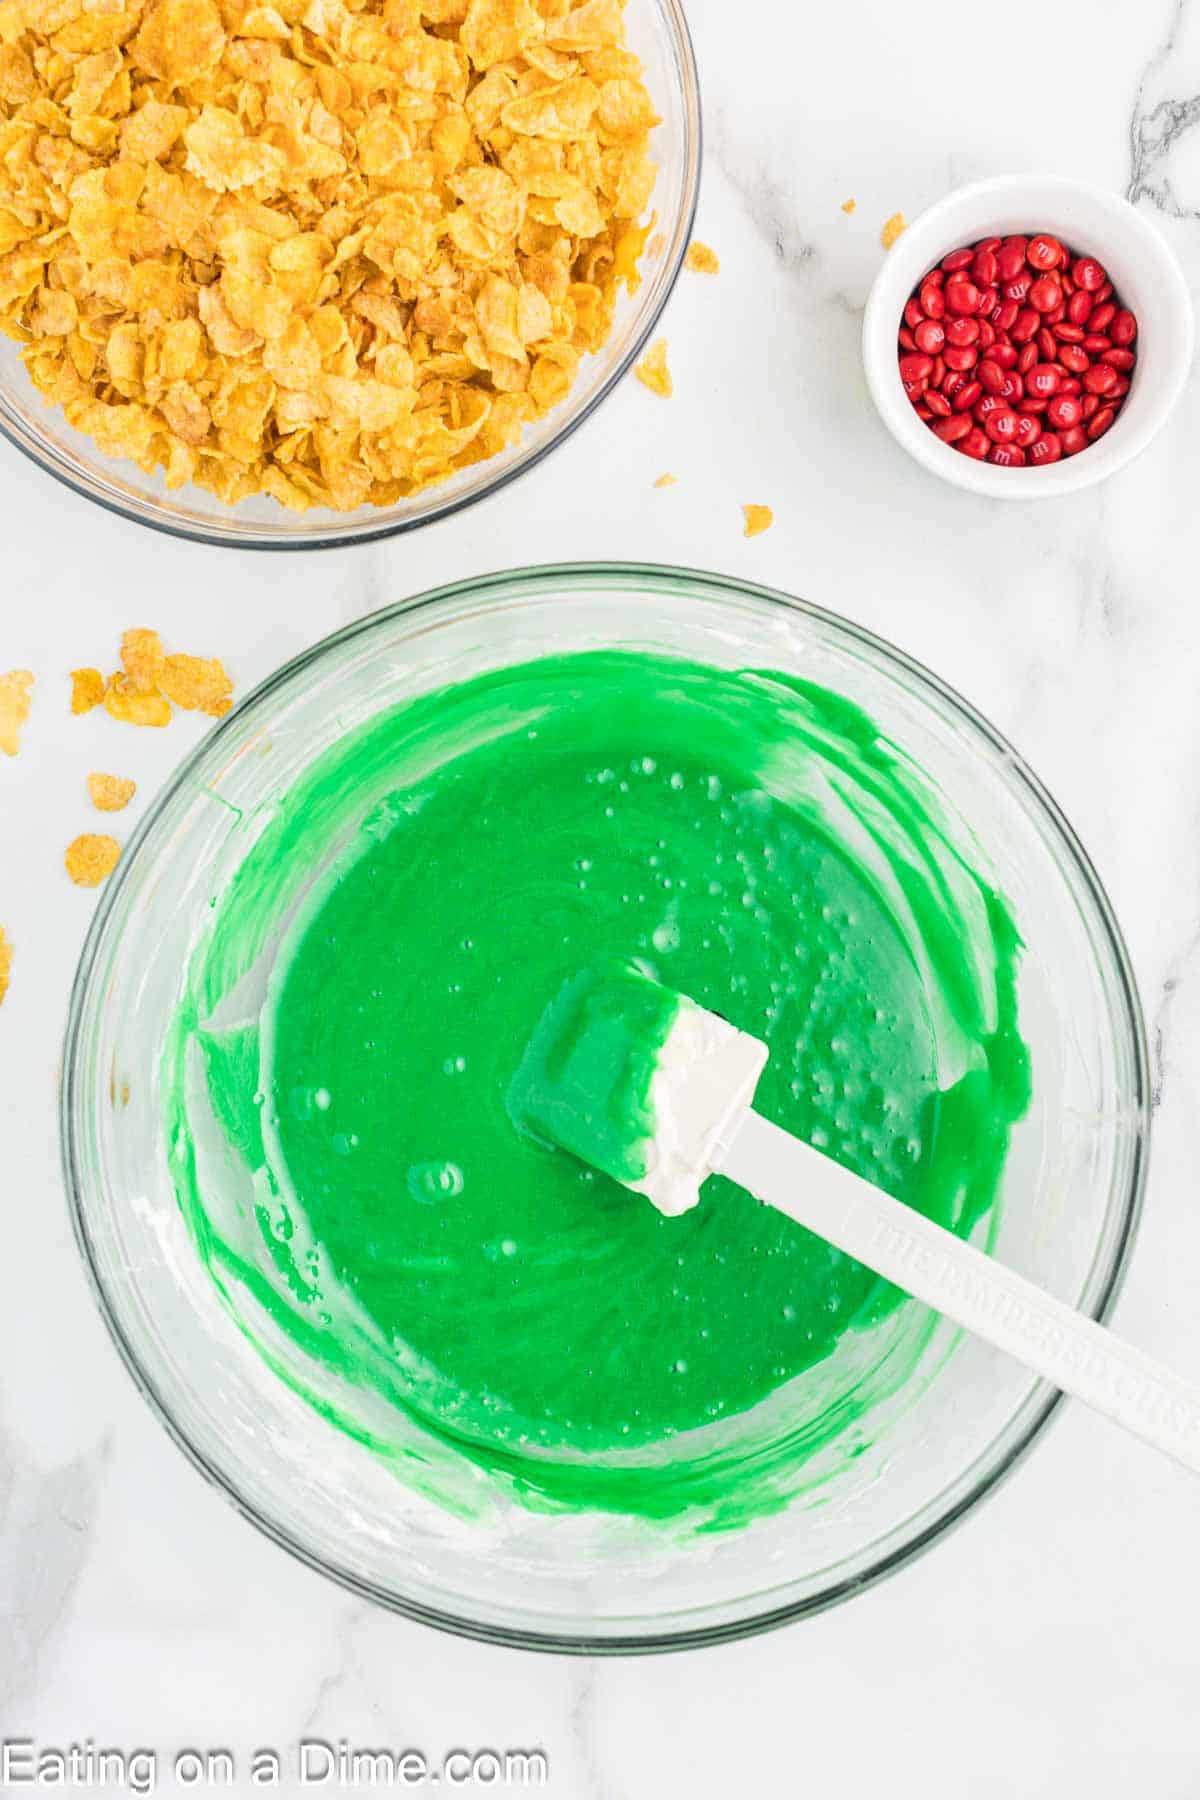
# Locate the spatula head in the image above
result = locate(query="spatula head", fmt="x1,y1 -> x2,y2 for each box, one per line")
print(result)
507,960 -> 768,1215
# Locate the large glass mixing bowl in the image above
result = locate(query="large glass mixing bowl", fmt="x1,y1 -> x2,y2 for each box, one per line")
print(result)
0,2 -> 699,549
62,565 -> 1149,1650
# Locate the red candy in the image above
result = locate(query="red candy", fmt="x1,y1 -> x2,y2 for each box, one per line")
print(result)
1026,235 -> 1063,271
1083,363 -> 1118,396
1026,363 -> 1061,398
1046,392 -> 1082,430
945,281 -> 982,315
1029,431 -> 1062,464
945,316 -> 980,347
996,242 -> 1026,282
897,229 -> 1138,467
932,414 -> 972,444
1102,347 -> 1135,372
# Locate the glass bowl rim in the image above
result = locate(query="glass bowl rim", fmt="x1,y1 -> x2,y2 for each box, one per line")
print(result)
60,560 -> 1152,1652
0,0 -> 701,553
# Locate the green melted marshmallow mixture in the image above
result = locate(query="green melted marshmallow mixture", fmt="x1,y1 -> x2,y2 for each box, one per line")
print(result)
167,650 -> 1030,1528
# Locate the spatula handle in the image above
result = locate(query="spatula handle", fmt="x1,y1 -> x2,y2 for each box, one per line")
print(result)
721,1108 -> 1200,1476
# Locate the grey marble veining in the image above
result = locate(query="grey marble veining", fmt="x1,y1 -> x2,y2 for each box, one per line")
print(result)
1131,0 -> 1200,217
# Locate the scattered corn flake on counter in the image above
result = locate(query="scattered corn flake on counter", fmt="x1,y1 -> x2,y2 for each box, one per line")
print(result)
684,240 -> 719,274
74,627 -> 232,723
0,670 -> 34,756
86,772 -> 137,812
0,628 -> 236,1001
635,335 -> 671,396
65,833 -> 123,888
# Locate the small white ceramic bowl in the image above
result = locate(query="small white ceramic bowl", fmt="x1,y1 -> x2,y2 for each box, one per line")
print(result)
862,174 -> 1194,499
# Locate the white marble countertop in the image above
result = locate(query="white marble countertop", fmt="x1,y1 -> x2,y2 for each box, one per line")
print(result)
5,0 -> 1200,1791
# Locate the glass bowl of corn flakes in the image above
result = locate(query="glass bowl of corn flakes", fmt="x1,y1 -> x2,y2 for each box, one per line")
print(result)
0,0 -> 699,547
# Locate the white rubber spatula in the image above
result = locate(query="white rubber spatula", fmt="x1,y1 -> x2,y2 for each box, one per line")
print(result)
508,961 -> 1200,1477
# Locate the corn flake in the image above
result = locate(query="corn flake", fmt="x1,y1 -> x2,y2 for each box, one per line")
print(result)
685,241 -> 719,275
0,670 -> 34,755
158,653 -> 233,717
881,212 -> 907,250
71,668 -> 106,715
653,471 -> 676,487
130,0 -> 224,84
841,198 -> 856,214
79,626 -> 233,725
743,504 -> 773,539
66,833 -> 122,887
87,772 -> 137,812
120,628 -> 165,693
635,337 -> 671,398
0,0 -> 657,512
0,926 -> 9,1009
103,676 -> 173,728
